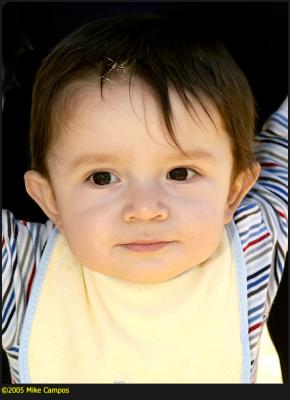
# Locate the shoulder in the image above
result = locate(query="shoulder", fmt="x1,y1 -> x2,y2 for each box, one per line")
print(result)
2,209 -> 54,250
2,209 -> 55,359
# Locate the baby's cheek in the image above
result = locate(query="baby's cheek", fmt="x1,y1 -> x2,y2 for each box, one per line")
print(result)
183,201 -> 222,228
182,203 -> 224,257
61,214 -> 110,268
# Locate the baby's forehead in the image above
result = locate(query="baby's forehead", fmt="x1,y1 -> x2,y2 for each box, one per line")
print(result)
53,76 -> 225,139
46,76 -> 235,181
49,84 -> 231,180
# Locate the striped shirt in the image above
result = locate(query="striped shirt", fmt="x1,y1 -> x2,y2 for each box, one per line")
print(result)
2,98 -> 288,383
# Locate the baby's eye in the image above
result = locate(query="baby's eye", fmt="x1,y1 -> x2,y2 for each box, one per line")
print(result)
167,167 -> 196,181
88,171 -> 119,186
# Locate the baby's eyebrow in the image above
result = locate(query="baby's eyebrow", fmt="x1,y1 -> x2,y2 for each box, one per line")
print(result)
166,150 -> 217,162
71,153 -> 120,168
70,149 -> 217,169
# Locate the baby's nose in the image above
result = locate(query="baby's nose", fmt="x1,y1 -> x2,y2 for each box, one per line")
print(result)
121,184 -> 169,223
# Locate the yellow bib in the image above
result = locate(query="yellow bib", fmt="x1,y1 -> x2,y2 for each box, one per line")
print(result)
26,228 -> 243,383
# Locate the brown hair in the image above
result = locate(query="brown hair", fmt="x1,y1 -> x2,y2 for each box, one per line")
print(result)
29,13 -> 257,180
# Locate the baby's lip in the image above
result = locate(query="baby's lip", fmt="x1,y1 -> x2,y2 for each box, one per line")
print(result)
121,239 -> 173,245
119,241 -> 175,253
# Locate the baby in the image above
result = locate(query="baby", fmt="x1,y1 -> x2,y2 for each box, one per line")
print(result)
2,14 -> 288,383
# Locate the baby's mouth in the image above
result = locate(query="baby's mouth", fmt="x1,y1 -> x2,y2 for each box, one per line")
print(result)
119,240 -> 174,252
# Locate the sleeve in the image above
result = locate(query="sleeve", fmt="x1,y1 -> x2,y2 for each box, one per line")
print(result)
251,97 -> 288,219
249,97 -> 288,252
2,209 -> 54,355
234,97 -> 288,315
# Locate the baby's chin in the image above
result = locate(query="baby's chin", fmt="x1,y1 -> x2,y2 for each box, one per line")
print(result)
81,260 -> 197,285
72,232 -> 223,284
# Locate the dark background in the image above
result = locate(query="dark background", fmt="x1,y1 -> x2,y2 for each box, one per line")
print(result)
2,1 -> 288,383
2,2 -> 288,220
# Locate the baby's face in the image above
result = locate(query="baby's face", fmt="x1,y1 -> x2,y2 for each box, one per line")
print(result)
47,79 -> 235,283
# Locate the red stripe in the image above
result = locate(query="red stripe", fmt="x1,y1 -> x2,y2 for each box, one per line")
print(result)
243,232 -> 271,252
260,162 -> 278,167
26,263 -> 36,304
277,210 -> 286,219
248,322 -> 262,334
2,237 -> 5,248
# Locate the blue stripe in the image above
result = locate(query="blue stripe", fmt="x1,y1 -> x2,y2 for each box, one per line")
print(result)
8,347 -> 19,353
27,221 -> 34,237
280,222 -> 288,238
240,226 -> 268,246
2,304 -> 15,334
2,252 -> 8,273
260,135 -> 288,145
248,312 -> 264,325
239,223 -> 262,237
248,303 -> 264,316
272,111 -> 288,124
2,247 -> 7,259
277,256 -> 283,274
269,115 -> 288,129
11,239 -> 16,257
261,182 -> 288,198
260,168 -> 287,175
234,203 -> 256,216
2,291 -> 15,322
247,273 -> 269,290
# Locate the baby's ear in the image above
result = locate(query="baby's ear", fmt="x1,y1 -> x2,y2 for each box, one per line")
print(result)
24,170 -> 62,229
224,162 -> 261,224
